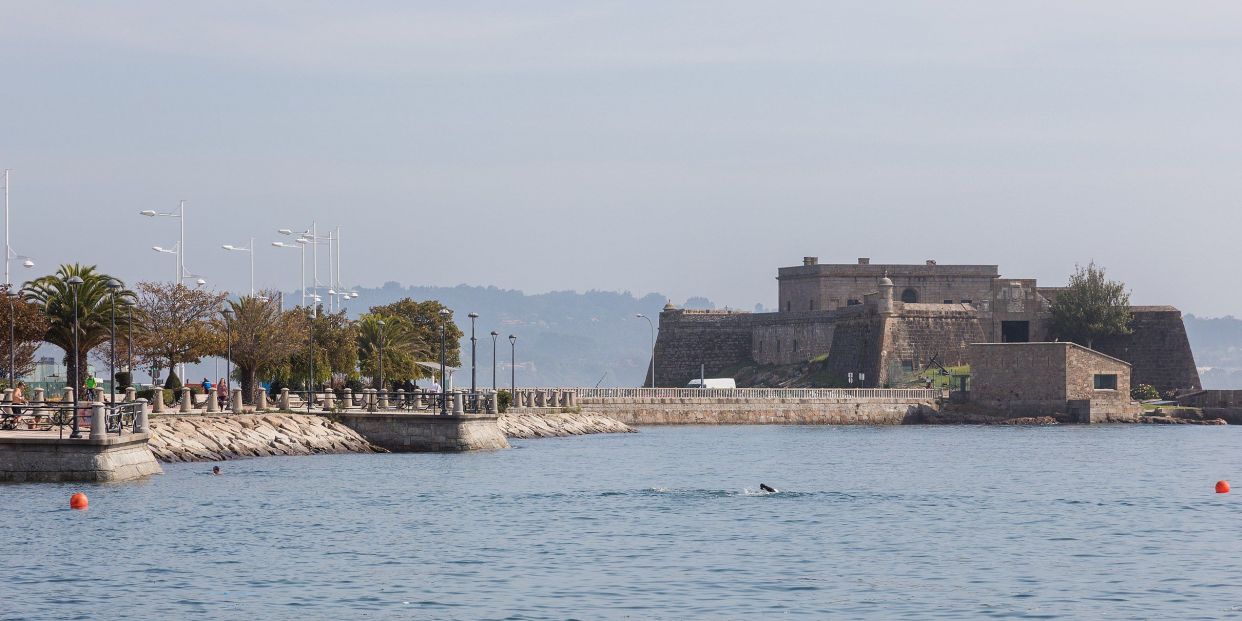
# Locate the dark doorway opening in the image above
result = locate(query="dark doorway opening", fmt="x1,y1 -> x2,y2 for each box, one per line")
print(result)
1001,320 -> 1030,343
900,288 -> 918,303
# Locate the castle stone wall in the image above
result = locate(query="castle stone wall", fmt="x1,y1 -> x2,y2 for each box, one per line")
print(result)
752,312 -> 837,365
651,310 -> 758,388
1093,307 -> 1201,393
881,304 -> 986,383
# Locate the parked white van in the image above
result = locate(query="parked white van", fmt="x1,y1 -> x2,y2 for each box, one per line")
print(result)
685,378 -> 737,389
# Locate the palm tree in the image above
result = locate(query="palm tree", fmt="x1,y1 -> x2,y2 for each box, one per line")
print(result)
215,293 -> 308,404
357,313 -> 425,388
25,264 -> 134,393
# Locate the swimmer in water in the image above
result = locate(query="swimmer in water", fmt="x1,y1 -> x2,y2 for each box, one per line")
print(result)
759,483 -> 776,493
212,466 -> 221,475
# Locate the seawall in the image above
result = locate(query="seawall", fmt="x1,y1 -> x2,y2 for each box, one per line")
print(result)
148,414 -> 380,462
582,398 -> 935,425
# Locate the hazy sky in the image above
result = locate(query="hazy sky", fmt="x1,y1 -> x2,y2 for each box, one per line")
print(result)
2,2 -> 1241,315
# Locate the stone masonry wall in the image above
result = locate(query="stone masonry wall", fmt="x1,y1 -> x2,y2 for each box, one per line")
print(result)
881,304 -> 986,383
970,343 -> 1070,402
651,310 -> 758,388
820,308 -> 885,387
1093,307 -> 1201,393
752,311 -> 837,365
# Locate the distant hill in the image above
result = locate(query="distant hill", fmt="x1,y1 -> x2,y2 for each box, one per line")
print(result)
1184,314 -> 1242,389
334,283 -> 709,388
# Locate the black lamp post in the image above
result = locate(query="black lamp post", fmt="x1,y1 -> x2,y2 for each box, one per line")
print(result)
67,275 -> 84,438
222,306 -> 233,409
490,330 -> 498,391
376,319 -> 385,392
468,312 -> 478,395
509,334 -> 517,393
106,278 -> 122,407
438,308 -> 450,415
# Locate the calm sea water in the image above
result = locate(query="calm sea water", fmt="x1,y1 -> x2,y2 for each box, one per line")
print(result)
3,425 -> 1241,620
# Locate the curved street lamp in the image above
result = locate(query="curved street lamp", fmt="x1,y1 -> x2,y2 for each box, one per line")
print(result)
221,306 -> 234,409
468,312 -> 479,395
106,278 -> 122,408
221,238 -> 255,296
509,334 -> 517,393
438,308 -> 451,415
490,330 -> 499,391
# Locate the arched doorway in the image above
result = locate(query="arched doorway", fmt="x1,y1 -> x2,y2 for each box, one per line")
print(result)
901,288 -> 918,303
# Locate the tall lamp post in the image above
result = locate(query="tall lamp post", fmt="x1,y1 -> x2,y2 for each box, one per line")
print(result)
6,290 -> 17,389
106,279 -> 122,406
490,331 -> 499,391
438,308 -> 451,415
509,334 -> 517,393
222,238 -> 256,296
3,170 -> 36,287
68,275 -> 83,438
222,307 -> 233,409
272,240 -> 306,309
140,201 -> 187,283
636,313 -> 655,388
376,319 -> 385,392
468,312 -> 478,395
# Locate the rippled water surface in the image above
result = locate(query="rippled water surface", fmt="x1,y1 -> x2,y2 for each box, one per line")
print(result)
3,425 -> 1242,620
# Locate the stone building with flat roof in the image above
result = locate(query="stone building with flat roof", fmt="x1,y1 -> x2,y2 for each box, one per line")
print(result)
968,342 -> 1139,421
650,257 -> 1201,393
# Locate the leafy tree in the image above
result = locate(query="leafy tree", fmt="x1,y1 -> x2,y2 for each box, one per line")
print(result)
369,298 -> 462,369
357,313 -> 425,387
283,306 -> 358,388
1049,262 -> 1132,349
0,285 -> 51,382
215,293 -> 309,404
130,282 -> 228,376
1131,383 -> 1159,401
24,264 -> 135,391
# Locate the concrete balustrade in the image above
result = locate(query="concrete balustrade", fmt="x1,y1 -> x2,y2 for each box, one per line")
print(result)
322,391 -> 335,411
256,390 -> 268,410
136,398 -> 150,433
343,388 -> 353,407
32,388 -> 45,417
125,387 -> 137,402
280,388 -> 291,410
378,390 -> 389,409
180,388 -> 193,413
151,388 -> 163,413
90,403 -> 106,440
231,389 -> 243,413
452,390 -> 465,416
206,390 -> 219,412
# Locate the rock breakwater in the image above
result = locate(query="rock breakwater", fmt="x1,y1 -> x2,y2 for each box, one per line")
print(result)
500,410 -> 634,438
148,414 -> 381,462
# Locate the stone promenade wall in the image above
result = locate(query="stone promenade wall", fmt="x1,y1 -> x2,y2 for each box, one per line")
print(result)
149,414 -> 380,462
582,397 -> 937,426
500,410 -> 634,438
337,413 -> 509,452
0,434 -> 163,482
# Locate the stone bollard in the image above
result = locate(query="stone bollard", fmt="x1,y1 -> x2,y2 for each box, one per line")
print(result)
206,389 -> 219,412
556,390 -> 566,408
135,398 -> 150,433
343,388 -> 353,408
63,387 -> 74,403
395,389 -> 405,409
534,390 -> 544,408
280,388 -> 291,410
32,388 -> 45,417
322,391 -> 335,411
378,389 -> 389,410
232,389 -> 243,413
452,390 -> 465,416
2,388 -> 11,406
180,388 -> 193,413
256,389 -> 268,410
125,387 -> 137,402
151,387 -> 164,413
567,391 -> 577,407
90,403 -> 106,440
488,390 -> 499,415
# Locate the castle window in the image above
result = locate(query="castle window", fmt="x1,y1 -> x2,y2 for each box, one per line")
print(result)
1093,374 -> 1118,390
961,299 -> 972,304
808,300 -> 814,311
943,299 -> 953,304
847,299 -> 861,306
793,340 -> 799,352
776,339 -> 781,353
785,301 -> 791,312
901,288 -> 919,303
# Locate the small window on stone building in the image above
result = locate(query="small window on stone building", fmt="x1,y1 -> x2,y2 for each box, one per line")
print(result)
786,301 -> 791,312
776,340 -> 781,353
793,340 -> 799,352
809,300 -> 814,311
943,299 -> 953,304
961,299 -> 972,304
847,299 -> 861,306
901,288 -> 918,303
1093,374 -> 1118,390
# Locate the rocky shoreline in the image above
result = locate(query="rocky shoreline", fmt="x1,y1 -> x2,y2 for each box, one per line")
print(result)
499,410 -> 635,438
148,410 -> 634,462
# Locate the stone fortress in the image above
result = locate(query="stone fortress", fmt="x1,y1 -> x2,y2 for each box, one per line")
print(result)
650,257 -> 1201,393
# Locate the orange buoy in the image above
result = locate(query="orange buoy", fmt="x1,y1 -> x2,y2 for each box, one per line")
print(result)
1216,480 -> 1230,494
69,492 -> 88,510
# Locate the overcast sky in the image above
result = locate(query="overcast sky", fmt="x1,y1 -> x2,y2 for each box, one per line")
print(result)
2,2 -> 1241,315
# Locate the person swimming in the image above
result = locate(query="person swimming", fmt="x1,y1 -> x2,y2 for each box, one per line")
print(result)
759,483 -> 776,493
212,466 -> 221,475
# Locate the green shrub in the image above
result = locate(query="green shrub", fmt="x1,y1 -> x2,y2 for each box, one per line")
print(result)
1131,384 -> 1160,401
498,389 -> 512,413
114,371 -> 133,389
164,369 -> 182,390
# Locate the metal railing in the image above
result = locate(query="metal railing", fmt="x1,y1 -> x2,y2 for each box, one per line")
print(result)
106,402 -> 144,434
540,387 -> 942,401
1,400 -> 149,438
